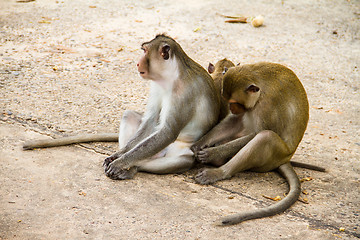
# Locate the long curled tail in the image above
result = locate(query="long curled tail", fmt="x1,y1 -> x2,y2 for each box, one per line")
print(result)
23,133 -> 118,150
219,162 -> 301,225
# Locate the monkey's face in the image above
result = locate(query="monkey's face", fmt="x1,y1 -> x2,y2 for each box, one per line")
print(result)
228,100 -> 246,115
137,40 -> 175,82
223,71 -> 261,114
137,46 -> 150,79
214,59 -> 235,73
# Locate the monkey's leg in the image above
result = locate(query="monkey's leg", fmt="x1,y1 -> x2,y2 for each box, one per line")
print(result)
196,131 -> 301,225
103,110 -> 142,168
118,110 -> 143,149
195,130 -> 292,185
137,141 -> 194,174
108,155 -> 193,179
105,141 -> 193,179
137,155 -> 194,174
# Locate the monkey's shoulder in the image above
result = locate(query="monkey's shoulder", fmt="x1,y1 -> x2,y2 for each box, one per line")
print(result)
237,62 -> 297,78
228,62 -> 303,91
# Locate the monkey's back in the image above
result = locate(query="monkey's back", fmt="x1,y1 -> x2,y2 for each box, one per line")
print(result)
233,63 -> 309,152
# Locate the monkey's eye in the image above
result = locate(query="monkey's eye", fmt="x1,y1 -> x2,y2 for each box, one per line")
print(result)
141,47 -> 146,53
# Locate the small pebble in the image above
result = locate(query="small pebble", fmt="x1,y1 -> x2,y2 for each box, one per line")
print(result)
251,15 -> 264,27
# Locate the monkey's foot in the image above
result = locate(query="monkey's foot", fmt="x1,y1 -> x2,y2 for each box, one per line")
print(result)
105,165 -> 138,180
195,168 -> 226,185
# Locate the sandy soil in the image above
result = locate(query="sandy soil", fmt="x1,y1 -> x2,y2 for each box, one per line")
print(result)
0,0 -> 359,239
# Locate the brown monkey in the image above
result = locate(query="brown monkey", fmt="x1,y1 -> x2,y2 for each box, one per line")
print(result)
192,62 -> 324,225
100,34 -> 220,179
208,58 -> 235,120
24,35 -> 220,181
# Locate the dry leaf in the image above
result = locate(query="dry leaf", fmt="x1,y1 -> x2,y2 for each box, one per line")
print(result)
300,177 -> 313,182
218,13 -> 244,19
38,20 -> 51,24
225,17 -> 247,23
302,190 -> 309,195
78,191 -> 87,196
262,195 -> 282,201
325,109 -> 343,114
298,197 -> 309,204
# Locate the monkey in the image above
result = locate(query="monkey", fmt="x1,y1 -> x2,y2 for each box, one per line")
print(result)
191,62 -> 325,225
22,35 -> 220,181
204,59 -> 325,170
207,58 -> 235,120
102,34 -> 221,180
102,35 -> 223,180
23,34 -> 220,179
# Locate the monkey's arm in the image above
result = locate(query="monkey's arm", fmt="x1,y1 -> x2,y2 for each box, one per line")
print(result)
195,133 -> 256,167
191,114 -> 243,153
105,125 -> 184,179
102,115 -> 159,167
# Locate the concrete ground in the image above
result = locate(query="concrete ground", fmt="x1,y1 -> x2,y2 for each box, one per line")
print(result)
1,0 -> 359,239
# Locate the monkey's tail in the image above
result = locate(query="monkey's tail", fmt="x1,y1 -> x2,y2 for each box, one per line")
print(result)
219,162 -> 301,226
290,160 -> 326,172
23,133 -> 119,150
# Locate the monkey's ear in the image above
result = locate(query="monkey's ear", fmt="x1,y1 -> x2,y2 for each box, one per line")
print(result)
246,84 -> 260,93
161,44 -> 170,60
208,63 -> 215,74
222,67 -> 228,75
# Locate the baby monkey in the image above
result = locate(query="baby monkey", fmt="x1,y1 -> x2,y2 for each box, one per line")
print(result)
192,61 -> 324,225
207,58 -> 235,120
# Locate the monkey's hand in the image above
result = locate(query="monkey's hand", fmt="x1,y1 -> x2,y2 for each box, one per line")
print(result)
104,158 -> 138,180
196,146 -> 228,167
103,150 -> 125,168
191,142 -> 210,155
